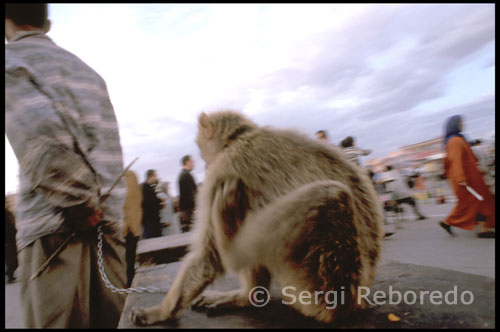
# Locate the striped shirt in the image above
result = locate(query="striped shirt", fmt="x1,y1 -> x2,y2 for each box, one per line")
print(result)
342,147 -> 371,166
5,31 -> 126,250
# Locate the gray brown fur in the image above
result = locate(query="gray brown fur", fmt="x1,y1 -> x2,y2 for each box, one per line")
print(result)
131,110 -> 383,325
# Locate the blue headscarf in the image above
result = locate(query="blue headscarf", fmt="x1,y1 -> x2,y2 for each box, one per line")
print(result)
443,115 -> 467,147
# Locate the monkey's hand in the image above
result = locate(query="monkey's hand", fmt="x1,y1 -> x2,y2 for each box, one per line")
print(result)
191,289 -> 249,315
130,304 -> 177,327
130,249 -> 220,326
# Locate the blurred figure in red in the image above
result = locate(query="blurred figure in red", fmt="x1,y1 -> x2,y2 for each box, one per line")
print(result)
439,115 -> 495,238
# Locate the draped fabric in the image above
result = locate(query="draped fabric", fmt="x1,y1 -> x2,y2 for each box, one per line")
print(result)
444,136 -> 495,230
6,31 -> 126,249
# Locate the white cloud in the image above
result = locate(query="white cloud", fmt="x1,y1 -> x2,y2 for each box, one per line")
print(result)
5,4 -> 495,195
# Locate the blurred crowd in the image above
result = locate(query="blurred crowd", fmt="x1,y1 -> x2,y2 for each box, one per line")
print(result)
5,4 -> 494,328
314,129 -> 495,237
366,137 -> 495,203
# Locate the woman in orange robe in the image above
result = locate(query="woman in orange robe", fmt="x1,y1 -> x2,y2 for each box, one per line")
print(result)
439,115 -> 495,238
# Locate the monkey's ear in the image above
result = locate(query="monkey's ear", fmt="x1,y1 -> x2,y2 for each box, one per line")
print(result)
199,112 -> 214,139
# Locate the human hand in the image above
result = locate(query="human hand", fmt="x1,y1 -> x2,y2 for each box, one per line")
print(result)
64,204 -> 102,231
459,182 -> 467,186
88,208 -> 104,228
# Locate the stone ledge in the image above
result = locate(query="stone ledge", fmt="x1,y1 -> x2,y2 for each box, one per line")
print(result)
135,232 -> 192,266
118,261 -> 495,328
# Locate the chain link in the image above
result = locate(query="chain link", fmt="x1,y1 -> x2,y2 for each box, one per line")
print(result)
97,225 -> 170,294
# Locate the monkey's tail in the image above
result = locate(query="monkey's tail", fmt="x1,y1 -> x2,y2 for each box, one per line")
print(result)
307,182 -> 363,315
318,248 -> 361,315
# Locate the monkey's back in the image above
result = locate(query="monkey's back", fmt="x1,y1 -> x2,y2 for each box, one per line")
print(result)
211,126 -> 383,283
221,127 -> 373,205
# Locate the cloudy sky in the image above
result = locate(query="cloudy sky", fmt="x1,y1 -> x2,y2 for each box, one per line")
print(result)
5,4 -> 495,196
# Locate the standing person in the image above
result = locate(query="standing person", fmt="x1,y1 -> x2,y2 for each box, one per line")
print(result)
122,170 -> 143,287
439,115 -> 495,238
383,165 -> 427,220
141,170 -> 162,239
178,155 -> 197,233
340,136 -> 372,166
5,4 -> 127,328
157,182 -> 180,236
5,197 -> 19,283
366,168 -> 395,238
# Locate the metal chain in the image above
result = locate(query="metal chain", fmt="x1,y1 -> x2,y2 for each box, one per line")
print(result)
97,225 -> 170,294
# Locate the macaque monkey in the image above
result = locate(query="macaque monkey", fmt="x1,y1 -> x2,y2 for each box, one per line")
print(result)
131,111 -> 383,325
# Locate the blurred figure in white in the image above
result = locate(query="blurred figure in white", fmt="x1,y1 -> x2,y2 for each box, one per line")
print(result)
157,182 -> 180,236
382,165 -> 427,221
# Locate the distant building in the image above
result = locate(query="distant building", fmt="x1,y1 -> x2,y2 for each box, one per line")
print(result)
366,157 -> 387,173
368,137 -> 445,172
401,138 -> 444,162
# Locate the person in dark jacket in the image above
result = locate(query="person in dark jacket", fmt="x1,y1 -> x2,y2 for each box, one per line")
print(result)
178,155 -> 197,233
141,170 -> 162,239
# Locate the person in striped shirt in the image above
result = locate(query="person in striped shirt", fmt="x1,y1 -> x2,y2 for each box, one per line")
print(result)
340,136 -> 372,166
6,4 -> 127,328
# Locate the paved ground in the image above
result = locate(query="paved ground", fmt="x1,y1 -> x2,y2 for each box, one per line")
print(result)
4,276 -> 24,328
5,196 -> 495,328
380,197 -> 495,279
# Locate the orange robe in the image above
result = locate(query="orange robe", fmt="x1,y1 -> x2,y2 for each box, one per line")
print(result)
444,137 -> 495,230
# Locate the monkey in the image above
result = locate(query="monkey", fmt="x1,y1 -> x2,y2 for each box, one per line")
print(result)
130,110 -> 383,326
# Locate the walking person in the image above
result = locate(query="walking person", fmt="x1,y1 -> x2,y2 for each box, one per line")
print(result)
178,155 -> 197,233
367,168 -> 395,238
122,170 -> 143,287
5,4 -> 127,327
141,170 -> 162,239
438,115 -> 495,238
340,136 -> 372,166
383,165 -> 427,221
